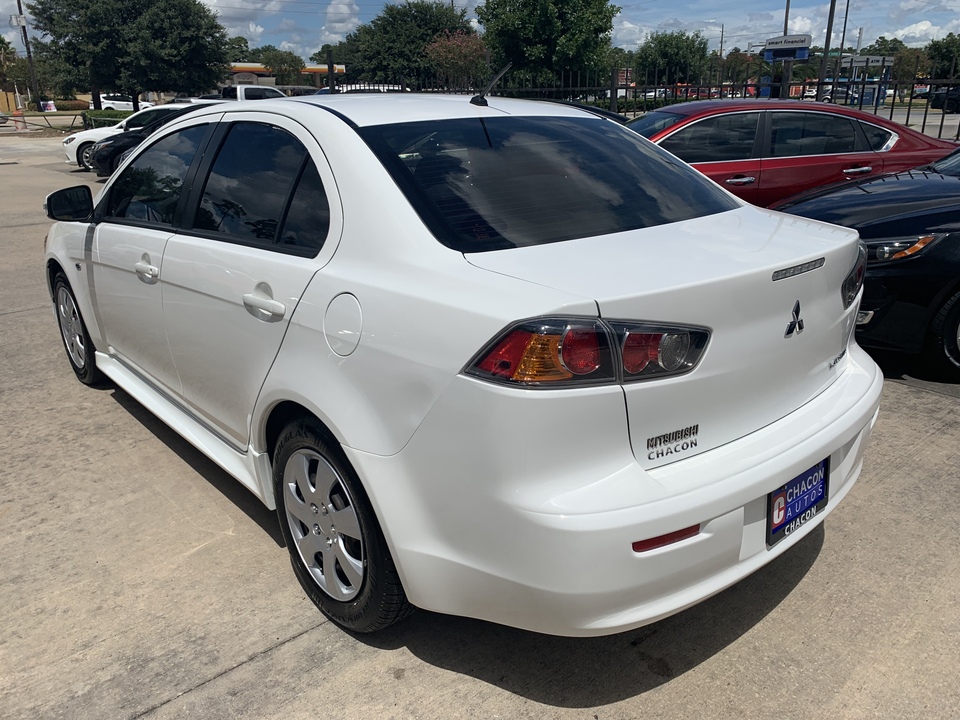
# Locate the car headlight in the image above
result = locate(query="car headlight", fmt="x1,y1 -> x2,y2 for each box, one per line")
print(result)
92,140 -> 113,151
64,136 -> 77,145
865,233 -> 946,263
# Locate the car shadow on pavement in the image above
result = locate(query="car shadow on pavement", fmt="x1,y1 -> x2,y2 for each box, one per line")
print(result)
107,386 -> 285,547
867,348 -> 960,398
357,524 -> 825,706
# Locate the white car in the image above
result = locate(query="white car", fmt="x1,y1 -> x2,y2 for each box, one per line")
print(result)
88,94 -> 154,112
43,95 -> 882,637
64,103 -> 214,170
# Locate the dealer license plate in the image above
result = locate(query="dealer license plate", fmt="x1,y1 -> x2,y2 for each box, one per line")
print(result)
766,459 -> 829,547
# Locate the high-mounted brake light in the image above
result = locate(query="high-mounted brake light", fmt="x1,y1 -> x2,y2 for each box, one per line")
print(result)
467,317 -> 710,388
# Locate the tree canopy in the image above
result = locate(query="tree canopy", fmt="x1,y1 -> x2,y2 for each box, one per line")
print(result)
477,0 -> 619,83
341,1 -> 475,85
26,0 -> 229,106
247,45 -> 305,84
635,31 -> 709,85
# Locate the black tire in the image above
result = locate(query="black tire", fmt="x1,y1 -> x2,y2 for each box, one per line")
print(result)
945,99 -> 958,114
273,416 -> 412,633
930,291 -> 960,371
78,142 -> 95,171
53,273 -> 105,386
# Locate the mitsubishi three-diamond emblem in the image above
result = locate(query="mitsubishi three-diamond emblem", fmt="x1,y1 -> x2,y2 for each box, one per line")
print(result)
784,300 -> 804,338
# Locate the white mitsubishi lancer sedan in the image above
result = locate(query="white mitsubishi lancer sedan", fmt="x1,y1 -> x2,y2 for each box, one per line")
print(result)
44,94 -> 882,637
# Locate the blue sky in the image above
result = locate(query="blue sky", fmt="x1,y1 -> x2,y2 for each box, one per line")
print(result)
5,0 -> 960,63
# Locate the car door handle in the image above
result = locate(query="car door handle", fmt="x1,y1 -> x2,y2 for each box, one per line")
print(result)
724,176 -> 756,186
843,166 -> 873,175
134,261 -> 159,282
242,293 -> 286,319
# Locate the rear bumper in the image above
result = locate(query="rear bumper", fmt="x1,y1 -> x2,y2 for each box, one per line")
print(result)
347,344 -> 882,636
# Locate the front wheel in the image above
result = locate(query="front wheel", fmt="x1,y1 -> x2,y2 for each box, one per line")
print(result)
929,291 -> 960,372
78,143 -> 95,171
53,273 -> 105,385
273,416 -> 412,633
945,99 -> 958,114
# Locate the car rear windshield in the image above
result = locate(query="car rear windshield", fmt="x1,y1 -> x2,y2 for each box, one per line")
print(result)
360,115 -> 737,252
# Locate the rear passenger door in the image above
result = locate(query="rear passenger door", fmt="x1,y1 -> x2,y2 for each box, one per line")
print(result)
656,111 -> 763,204
161,113 -> 342,449
757,110 -> 883,206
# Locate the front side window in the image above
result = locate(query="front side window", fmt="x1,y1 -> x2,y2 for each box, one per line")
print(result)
361,116 -> 738,252
658,112 -> 760,164
193,122 -> 329,252
769,112 -> 861,157
104,124 -> 209,224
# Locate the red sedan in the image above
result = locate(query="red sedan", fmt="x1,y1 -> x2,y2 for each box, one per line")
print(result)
627,99 -> 956,206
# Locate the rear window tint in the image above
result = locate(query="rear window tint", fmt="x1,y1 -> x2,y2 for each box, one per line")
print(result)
360,116 -> 738,252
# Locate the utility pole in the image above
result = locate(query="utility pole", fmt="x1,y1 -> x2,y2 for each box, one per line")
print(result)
12,0 -> 42,111
816,0 -> 839,100
781,2 -> 793,98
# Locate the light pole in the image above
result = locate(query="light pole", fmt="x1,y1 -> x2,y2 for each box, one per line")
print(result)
10,0 -> 42,111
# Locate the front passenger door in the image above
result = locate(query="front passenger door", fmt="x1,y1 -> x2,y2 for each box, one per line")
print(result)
92,122 -> 213,396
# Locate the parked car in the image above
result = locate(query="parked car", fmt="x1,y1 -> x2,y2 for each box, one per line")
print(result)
912,85 -> 931,100
44,94 -> 882,637
627,99 -> 956,206
88,103 -> 219,176
774,171 -> 960,368
920,146 -> 960,175
821,86 -> 860,105
63,103 -> 205,171
930,87 -> 960,113
89,94 -> 154,112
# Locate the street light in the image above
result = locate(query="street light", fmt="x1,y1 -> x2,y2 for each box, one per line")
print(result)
9,0 -> 42,112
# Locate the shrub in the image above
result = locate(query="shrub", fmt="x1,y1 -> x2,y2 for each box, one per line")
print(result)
54,100 -> 90,111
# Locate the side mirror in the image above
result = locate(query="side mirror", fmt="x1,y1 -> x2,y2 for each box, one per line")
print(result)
45,185 -> 94,221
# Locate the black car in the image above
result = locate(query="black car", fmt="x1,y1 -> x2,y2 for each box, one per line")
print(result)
930,87 -> 960,113
775,171 -> 960,369
89,103 -> 218,176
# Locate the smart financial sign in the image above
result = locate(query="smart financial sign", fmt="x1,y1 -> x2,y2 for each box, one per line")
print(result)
763,34 -> 813,62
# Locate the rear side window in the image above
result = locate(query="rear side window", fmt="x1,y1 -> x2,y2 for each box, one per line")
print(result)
361,116 -> 738,252
859,123 -> 894,151
658,112 -> 760,163
104,124 -> 209,224
193,122 -> 330,254
769,112 -> 862,157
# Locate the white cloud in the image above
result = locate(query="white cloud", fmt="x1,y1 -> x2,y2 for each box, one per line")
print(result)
319,0 -> 360,45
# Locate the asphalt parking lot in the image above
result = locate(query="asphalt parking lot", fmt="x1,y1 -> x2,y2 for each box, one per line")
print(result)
1,135 -> 959,720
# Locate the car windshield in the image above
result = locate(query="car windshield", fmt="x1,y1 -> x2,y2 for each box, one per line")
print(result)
360,115 -> 737,252
625,111 -> 684,138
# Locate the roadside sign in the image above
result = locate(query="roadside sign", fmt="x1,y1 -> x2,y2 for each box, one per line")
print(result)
764,34 -> 813,49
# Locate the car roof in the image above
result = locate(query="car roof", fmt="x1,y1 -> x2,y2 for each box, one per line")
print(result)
775,170 -> 960,215
655,98 -> 881,120
282,93 -> 605,127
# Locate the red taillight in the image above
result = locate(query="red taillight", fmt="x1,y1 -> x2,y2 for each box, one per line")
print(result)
622,332 -> 662,374
560,326 -> 601,375
467,318 -> 615,386
467,317 -> 709,388
632,524 -> 700,553
475,330 -> 534,378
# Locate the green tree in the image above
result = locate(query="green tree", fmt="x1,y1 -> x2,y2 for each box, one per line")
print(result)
120,0 -> 230,98
477,0 -> 619,83
225,36 -> 250,63
256,47 -> 306,85
424,30 -> 487,88
861,36 -> 908,57
635,30 -> 709,85
27,0 -> 229,107
926,33 -> 960,78
0,36 -> 15,82
345,1 -> 475,85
